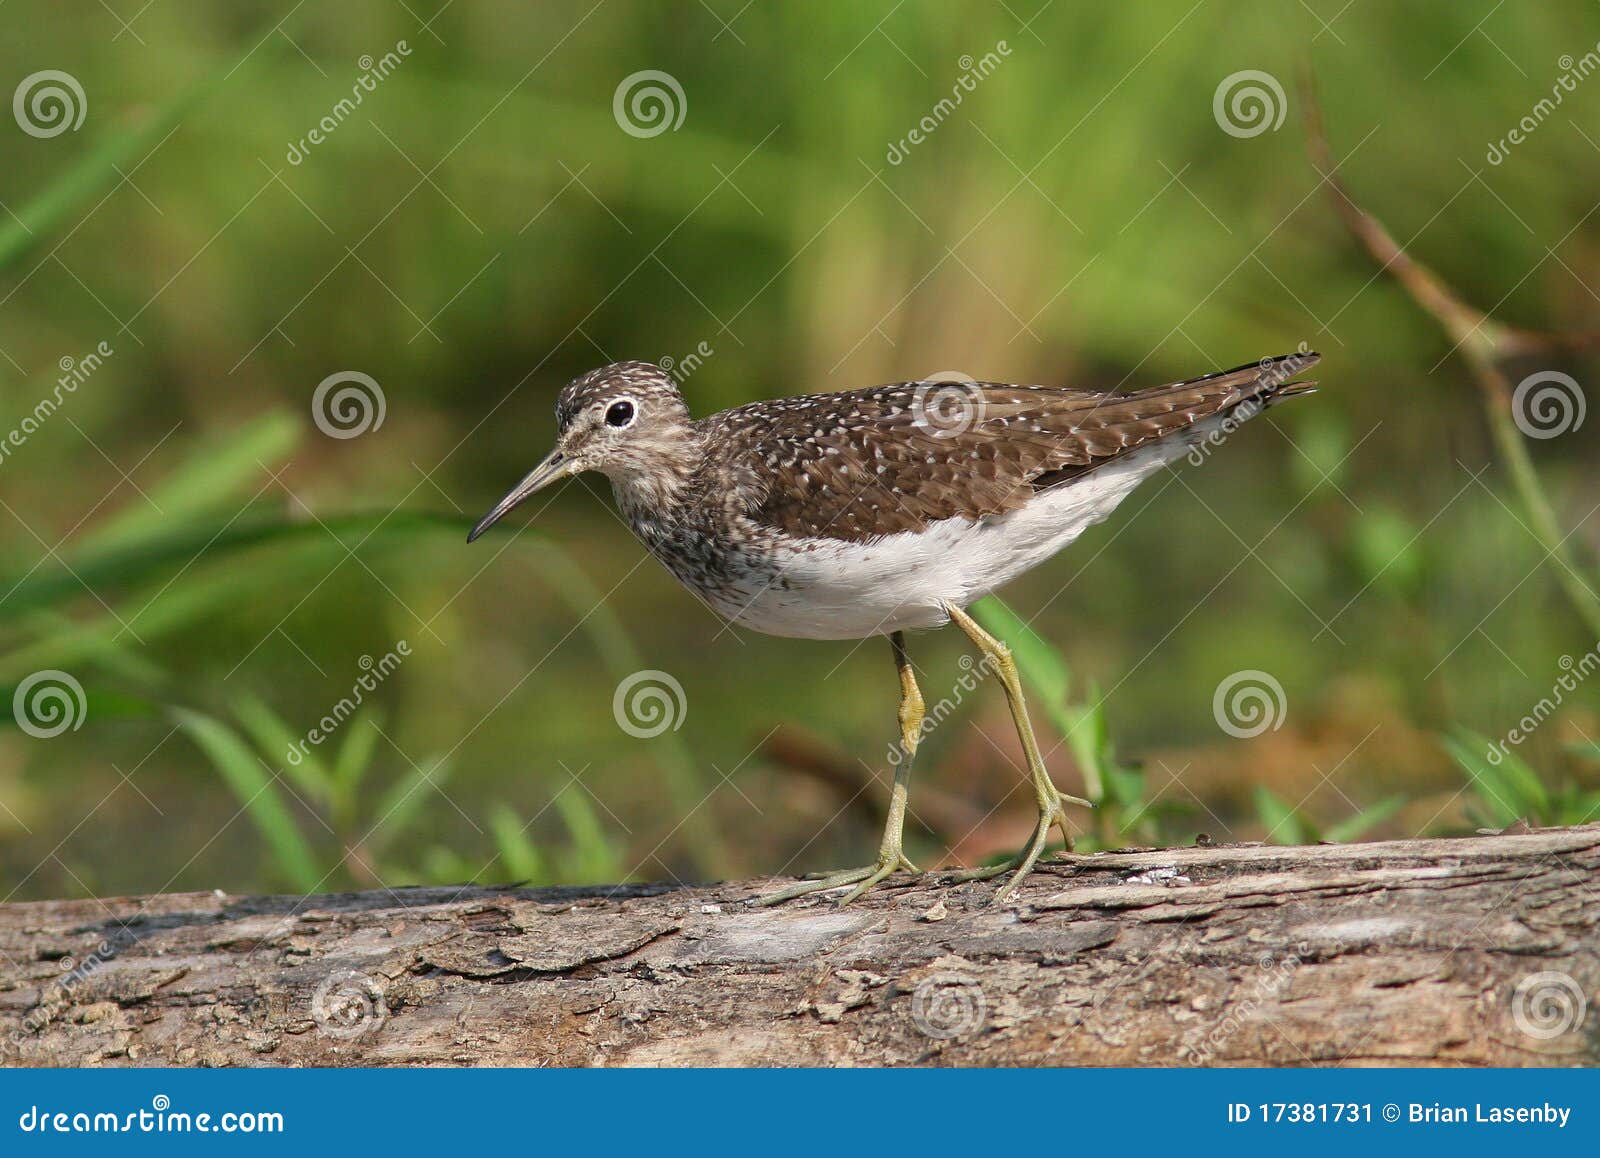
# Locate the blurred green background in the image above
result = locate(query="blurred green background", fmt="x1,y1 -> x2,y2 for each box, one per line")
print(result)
3,1 -> 1599,901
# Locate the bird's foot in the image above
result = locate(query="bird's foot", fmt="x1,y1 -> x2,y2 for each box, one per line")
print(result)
944,856 -> 1019,884
756,851 -> 918,907
948,787 -> 1083,903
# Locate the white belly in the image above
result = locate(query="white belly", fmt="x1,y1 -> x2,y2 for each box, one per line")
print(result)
709,438 -> 1190,640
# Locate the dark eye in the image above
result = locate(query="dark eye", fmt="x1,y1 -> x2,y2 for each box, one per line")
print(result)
605,400 -> 636,428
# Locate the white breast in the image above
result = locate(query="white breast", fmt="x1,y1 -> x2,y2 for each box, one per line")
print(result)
709,434 -> 1197,640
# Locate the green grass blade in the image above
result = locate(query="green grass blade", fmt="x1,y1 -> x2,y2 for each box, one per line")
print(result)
1442,729 -> 1549,826
970,596 -> 1070,707
331,708 -> 383,806
1061,688 -> 1110,805
0,509 -> 479,622
970,596 -> 1109,802
0,536 -> 352,685
230,692 -> 331,808
0,4 -> 298,269
1253,786 -> 1310,845
0,683 -> 159,730
529,541 -> 732,876
82,414 -> 301,551
488,803 -> 548,883
554,786 -> 621,885
171,707 -> 320,892
1323,794 -> 1406,843
0,93 -> 200,270
12,609 -> 167,685
368,752 -> 455,855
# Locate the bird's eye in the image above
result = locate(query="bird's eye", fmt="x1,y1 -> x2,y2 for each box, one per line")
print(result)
604,399 -> 636,428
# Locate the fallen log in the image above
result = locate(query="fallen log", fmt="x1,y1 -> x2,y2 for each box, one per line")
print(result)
2,824 -> 1596,1066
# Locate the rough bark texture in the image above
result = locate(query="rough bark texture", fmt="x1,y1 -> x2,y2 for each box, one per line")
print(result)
3,825 -> 1597,1067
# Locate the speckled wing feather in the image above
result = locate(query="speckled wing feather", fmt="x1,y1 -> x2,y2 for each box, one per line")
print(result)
703,354 -> 1319,542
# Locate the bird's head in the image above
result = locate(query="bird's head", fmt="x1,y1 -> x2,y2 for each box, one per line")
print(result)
468,361 -> 695,541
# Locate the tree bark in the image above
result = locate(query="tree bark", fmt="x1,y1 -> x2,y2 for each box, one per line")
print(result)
3,825 -> 1597,1067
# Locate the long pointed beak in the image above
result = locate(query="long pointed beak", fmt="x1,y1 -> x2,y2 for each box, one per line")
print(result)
467,450 -> 573,542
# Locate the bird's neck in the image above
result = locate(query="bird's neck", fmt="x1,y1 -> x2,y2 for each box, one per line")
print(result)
608,429 -> 705,532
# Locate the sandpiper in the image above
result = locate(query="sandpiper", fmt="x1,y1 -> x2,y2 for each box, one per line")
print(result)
469,351 -> 1321,903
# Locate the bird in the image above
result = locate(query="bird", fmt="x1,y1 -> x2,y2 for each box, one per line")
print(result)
469,351 -> 1321,904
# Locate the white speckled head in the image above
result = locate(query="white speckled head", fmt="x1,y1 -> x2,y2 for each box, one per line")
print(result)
553,361 -> 694,479
468,361 -> 698,541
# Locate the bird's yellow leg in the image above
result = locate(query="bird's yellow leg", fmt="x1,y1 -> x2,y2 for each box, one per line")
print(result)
757,632 -> 924,906
944,603 -> 1089,903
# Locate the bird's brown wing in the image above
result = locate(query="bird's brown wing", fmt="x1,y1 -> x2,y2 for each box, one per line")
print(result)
710,353 -> 1319,543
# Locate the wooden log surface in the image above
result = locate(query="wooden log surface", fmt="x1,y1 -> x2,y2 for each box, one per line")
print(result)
2,825 -> 1597,1067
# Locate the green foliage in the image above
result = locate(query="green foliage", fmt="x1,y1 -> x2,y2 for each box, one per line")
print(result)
1346,505 -> 1427,599
0,66 -> 214,270
977,594 -> 1412,851
1443,730 -> 1600,828
0,401 -> 640,893
1251,786 -> 1406,846
526,544 -> 730,877
174,693 -> 624,889
488,803 -> 548,883
5,4 -> 1600,899
170,707 -> 321,893
972,595 -> 1177,852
